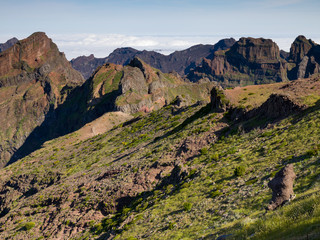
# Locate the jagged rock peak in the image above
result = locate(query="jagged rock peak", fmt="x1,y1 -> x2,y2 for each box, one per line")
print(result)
289,35 -> 316,63
128,57 -> 159,83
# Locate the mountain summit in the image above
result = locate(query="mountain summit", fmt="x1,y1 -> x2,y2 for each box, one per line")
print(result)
0,32 -> 84,167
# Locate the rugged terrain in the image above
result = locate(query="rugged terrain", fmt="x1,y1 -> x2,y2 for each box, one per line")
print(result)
71,38 -> 236,79
0,32 -> 84,167
0,74 -> 319,239
0,33 -> 216,168
188,36 -> 320,88
0,32 -> 320,240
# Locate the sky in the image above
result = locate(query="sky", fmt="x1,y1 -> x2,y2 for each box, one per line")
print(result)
1,0 -> 320,59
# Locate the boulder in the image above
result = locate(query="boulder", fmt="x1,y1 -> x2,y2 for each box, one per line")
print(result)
210,86 -> 230,112
267,164 -> 296,210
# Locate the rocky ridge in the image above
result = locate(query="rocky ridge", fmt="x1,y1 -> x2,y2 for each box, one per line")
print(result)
71,38 -> 236,79
188,36 -> 320,87
188,37 -> 288,87
87,57 -> 216,114
0,32 -> 84,167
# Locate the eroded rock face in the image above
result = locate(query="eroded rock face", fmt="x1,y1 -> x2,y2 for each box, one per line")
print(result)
0,32 -> 84,167
288,36 -> 320,79
189,37 -> 287,87
289,35 -> 315,63
267,164 -> 296,210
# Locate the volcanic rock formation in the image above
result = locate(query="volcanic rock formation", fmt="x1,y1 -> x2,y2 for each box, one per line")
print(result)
288,35 -> 320,79
0,32 -> 84,167
87,57 -> 216,114
188,37 -> 288,87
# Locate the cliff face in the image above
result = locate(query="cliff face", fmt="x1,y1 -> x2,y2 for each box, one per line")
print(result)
288,35 -> 320,80
188,37 -> 287,87
0,32 -> 84,167
71,38 -> 236,78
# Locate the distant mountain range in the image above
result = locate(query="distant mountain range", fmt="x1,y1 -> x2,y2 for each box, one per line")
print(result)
71,38 -> 236,79
71,35 -> 320,88
1,32 -> 320,240
0,37 -> 18,52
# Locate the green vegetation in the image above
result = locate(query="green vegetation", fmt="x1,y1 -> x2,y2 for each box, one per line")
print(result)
21,222 -> 35,231
1,83 -> 320,239
234,165 -> 246,177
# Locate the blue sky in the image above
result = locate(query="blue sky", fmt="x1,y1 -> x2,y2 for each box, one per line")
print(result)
1,0 -> 319,59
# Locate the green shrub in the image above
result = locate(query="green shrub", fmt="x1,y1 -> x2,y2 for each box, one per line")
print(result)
168,222 -> 175,230
183,202 -> 193,211
200,147 -> 208,155
210,190 -> 222,198
234,165 -> 246,177
22,222 -> 35,231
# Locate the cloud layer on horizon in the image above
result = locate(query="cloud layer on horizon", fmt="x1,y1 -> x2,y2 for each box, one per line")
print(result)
1,33 -> 320,60
50,34 -> 320,60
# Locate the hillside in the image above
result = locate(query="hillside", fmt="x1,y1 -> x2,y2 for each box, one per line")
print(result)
0,33 -> 216,168
70,38 -> 236,79
0,74 -> 319,239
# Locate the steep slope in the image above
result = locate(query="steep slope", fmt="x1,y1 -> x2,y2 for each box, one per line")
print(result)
71,38 -> 236,78
0,76 -> 319,239
88,57 -> 217,114
0,37 -> 18,52
0,32 -> 84,167
7,57 -> 216,168
188,37 -> 288,87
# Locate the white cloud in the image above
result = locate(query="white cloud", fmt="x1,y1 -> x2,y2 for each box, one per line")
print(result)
51,34 -> 230,60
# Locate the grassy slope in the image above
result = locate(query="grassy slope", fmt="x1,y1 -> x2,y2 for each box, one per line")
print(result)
0,79 -> 320,239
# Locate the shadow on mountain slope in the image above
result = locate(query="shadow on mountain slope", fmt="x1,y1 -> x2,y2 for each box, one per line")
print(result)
7,80 -> 121,166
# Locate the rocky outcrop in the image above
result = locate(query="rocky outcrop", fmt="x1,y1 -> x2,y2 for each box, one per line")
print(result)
267,164 -> 296,210
289,35 -> 315,63
288,36 -> 320,79
0,37 -> 18,52
71,38 -> 236,78
210,86 -> 230,112
0,32 -> 84,167
86,57 -> 215,114
245,94 -> 305,120
188,37 -> 288,87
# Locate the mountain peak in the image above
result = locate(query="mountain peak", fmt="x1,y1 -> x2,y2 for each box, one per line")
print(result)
0,37 -> 18,52
289,35 -> 316,63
